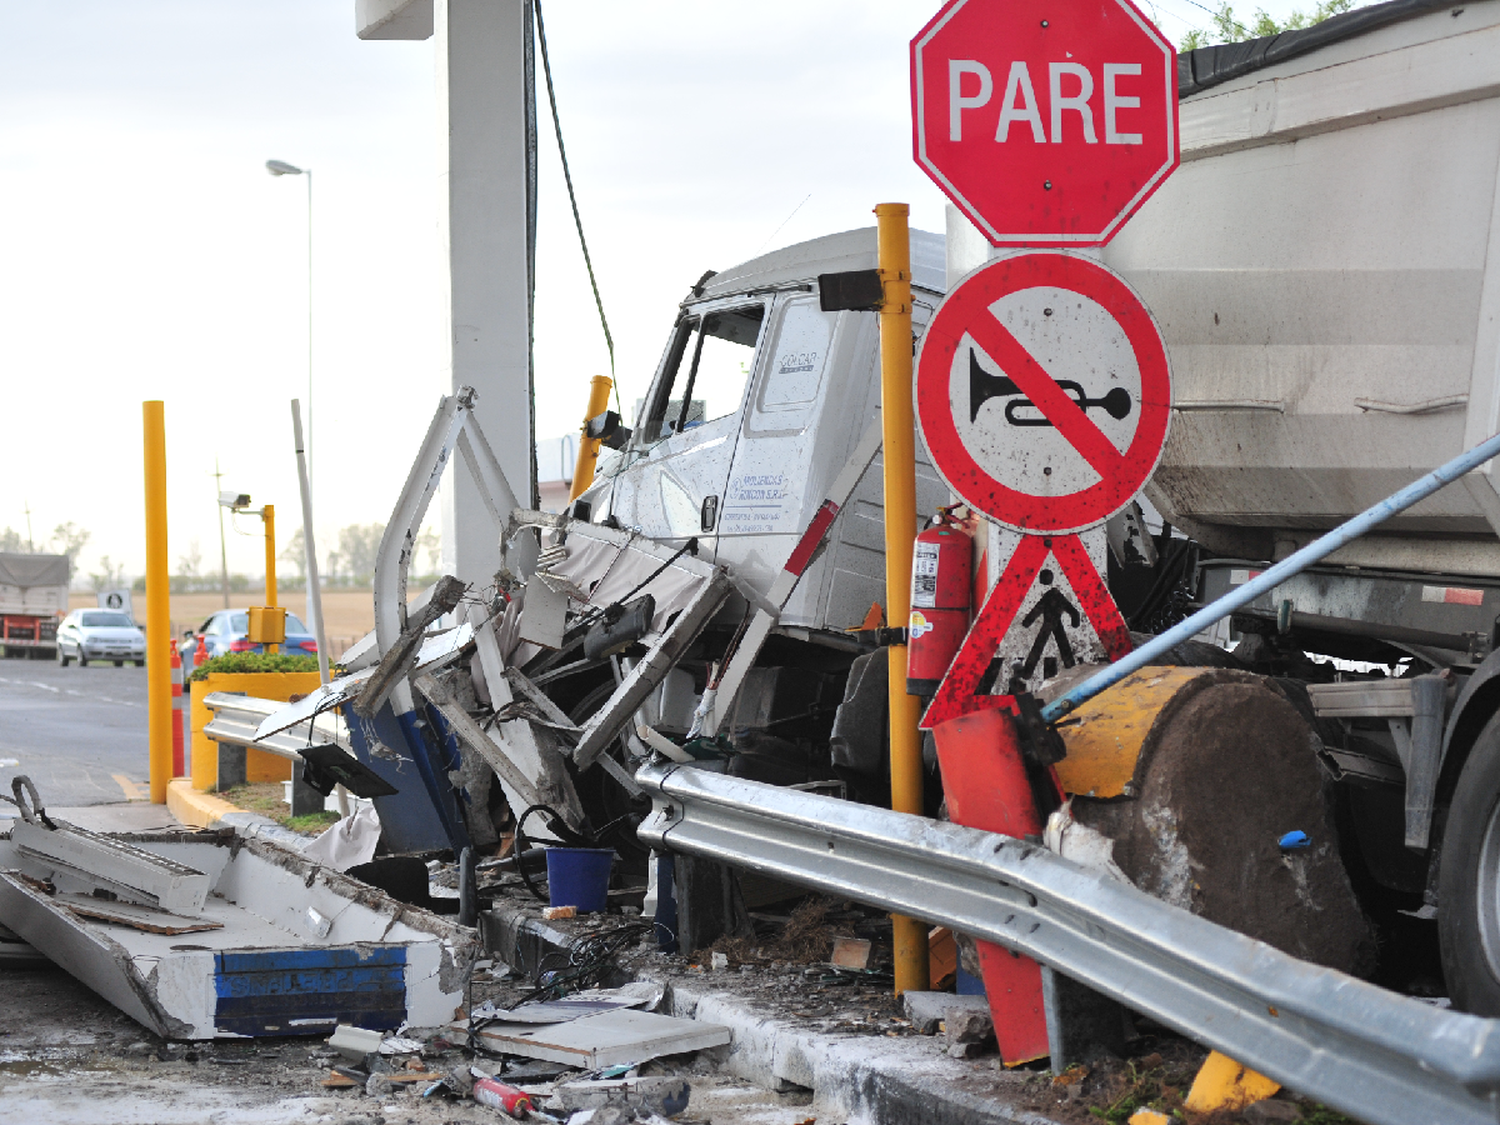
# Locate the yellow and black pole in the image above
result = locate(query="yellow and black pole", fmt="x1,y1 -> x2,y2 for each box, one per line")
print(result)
569,375 -> 614,503
143,401 -> 171,803
876,202 -> 930,995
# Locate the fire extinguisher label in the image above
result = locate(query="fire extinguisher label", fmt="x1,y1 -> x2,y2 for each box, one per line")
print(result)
909,611 -> 934,638
912,542 -> 940,607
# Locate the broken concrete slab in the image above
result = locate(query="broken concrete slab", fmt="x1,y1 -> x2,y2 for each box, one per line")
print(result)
459,1007 -> 730,1068
0,829 -> 477,1039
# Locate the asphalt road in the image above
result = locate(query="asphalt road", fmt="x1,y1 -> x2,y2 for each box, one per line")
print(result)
0,652 -> 150,806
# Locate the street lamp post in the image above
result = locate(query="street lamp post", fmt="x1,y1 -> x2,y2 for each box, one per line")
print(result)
265,159 -> 313,485
266,158 -> 315,631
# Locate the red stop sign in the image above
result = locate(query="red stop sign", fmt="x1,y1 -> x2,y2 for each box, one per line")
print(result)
911,0 -> 1178,246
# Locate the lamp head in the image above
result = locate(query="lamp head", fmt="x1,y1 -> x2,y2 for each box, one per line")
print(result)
265,159 -> 303,176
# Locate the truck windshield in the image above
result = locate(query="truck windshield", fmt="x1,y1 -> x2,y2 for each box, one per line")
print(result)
642,304 -> 764,442
81,612 -> 133,627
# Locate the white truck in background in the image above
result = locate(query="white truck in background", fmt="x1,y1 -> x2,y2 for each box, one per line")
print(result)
0,553 -> 68,659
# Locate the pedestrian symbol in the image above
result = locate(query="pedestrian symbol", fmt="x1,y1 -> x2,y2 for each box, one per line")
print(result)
1019,569 -> 1080,680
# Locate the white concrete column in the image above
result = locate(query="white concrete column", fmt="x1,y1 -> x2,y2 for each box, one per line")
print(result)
435,0 -> 535,586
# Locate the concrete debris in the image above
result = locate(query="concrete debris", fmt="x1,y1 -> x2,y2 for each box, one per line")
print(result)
829,936 -> 871,969
328,1025 -> 384,1061
944,1007 -> 996,1058
552,1076 -> 691,1118
901,991 -> 994,1036
459,1007 -> 730,1068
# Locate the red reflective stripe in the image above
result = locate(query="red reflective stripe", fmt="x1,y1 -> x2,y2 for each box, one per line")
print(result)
784,500 -> 840,577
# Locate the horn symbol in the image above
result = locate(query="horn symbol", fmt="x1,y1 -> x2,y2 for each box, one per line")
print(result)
967,349 -> 1134,428
969,350 -> 1019,422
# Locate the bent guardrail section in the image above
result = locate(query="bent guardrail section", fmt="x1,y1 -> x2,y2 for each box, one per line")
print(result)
637,759 -> 1500,1125
202,692 -> 350,760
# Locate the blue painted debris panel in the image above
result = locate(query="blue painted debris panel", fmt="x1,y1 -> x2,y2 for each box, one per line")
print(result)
214,946 -> 407,1036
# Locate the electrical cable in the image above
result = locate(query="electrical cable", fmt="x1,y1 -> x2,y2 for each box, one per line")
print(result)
533,0 -> 623,421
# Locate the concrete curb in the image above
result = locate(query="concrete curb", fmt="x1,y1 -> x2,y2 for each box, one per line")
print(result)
479,899 -> 1064,1125
165,778 -> 310,852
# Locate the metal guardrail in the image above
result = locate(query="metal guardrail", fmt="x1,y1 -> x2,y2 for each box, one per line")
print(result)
637,760 -> 1500,1125
202,692 -> 349,761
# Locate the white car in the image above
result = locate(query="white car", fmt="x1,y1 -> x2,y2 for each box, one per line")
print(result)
56,609 -> 147,667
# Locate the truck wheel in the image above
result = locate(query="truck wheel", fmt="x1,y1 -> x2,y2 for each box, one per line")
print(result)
1439,712 -> 1500,1014
56,646 -> 70,667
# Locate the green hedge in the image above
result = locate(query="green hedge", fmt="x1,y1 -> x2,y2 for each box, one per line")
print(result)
189,652 -> 321,682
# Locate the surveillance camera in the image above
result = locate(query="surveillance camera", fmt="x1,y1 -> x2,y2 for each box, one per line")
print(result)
219,491 -> 251,510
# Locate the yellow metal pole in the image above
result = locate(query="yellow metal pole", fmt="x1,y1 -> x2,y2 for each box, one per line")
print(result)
143,401 -> 171,803
876,202 -> 930,995
263,504 -> 277,654
568,375 -> 614,503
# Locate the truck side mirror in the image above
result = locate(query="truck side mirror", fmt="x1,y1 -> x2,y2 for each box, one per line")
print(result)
587,409 -> 632,450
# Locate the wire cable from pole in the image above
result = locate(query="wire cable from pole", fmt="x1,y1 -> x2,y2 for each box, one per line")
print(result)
533,0 -> 623,420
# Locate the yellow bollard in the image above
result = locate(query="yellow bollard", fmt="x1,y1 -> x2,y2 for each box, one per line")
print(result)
569,376 -> 614,503
876,202 -> 930,996
143,401 -> 171,804
262,503 -> 277,654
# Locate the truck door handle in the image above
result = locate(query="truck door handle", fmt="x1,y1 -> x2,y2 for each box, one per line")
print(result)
701,495 -> 720,532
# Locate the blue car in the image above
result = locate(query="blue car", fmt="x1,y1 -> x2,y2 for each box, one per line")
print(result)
181,608 -> 319,663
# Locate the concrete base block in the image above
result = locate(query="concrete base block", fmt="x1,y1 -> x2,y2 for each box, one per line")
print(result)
215,743 -> 246,791
289,766 -> 323,817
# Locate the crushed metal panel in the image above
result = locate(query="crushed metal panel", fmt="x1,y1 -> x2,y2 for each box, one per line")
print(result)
572,570 -> 733,769
253,623 -> 472,742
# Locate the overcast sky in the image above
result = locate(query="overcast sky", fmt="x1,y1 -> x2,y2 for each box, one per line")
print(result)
0,0 -> 1316,587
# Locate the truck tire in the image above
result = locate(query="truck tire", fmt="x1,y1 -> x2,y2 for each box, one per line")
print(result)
1439,711 -> 1500,1014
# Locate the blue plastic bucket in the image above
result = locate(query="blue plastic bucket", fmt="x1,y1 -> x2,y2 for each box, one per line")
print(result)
545,847 -> 614,912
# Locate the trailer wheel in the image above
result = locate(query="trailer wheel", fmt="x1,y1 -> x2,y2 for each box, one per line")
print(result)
1439,712 -> 1500,1014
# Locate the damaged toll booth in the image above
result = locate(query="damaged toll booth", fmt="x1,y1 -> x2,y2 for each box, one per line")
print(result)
239,227 -> 952,952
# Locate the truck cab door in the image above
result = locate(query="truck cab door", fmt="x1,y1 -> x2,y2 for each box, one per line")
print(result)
609,300 -> 768,554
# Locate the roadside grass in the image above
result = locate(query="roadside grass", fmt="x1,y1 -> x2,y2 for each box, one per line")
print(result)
219,781 -> 338,835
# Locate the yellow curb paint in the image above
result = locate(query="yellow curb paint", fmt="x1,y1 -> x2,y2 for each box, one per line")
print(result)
1184,1049 -> 1280,1113
112,774 -> 147,801
166,777 -> 243,829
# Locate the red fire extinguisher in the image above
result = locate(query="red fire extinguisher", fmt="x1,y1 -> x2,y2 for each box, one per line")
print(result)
906,508 -> 973,696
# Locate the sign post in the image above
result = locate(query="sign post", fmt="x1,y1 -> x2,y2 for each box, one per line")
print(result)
909,0 -> 1179,1065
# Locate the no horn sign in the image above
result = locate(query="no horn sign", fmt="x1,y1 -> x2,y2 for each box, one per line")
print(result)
915,251 -> 1172,535
911,0 -> 1178,245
